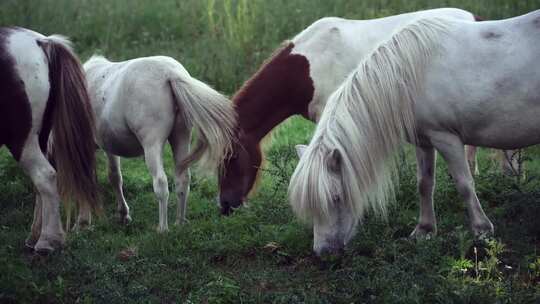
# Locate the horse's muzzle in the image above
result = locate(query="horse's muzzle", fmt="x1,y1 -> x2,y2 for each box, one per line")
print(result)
219,200 -> 243,216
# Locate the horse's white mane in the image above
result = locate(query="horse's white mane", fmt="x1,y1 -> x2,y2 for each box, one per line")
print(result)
289,17 -> 452,223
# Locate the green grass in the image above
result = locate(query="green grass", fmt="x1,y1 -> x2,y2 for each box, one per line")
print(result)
1,0 -> 539,303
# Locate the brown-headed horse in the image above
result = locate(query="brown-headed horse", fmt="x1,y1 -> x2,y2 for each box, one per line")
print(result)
0,27 -> 98,253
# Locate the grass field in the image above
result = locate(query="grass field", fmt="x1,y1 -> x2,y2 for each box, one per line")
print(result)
1,0 -> 539,303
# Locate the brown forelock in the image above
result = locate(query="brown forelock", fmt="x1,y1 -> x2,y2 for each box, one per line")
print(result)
228,41 -> 314,196
0,27 -> 32,160
38,38 -> 101,214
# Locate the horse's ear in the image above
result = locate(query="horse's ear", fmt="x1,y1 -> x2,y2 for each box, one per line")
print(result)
295,145 -> 308,158
328,148 -> 341,172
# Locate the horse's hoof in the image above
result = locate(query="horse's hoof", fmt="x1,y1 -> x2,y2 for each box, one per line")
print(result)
472,221 -> 494,240
34,235 -> 64,254
34,245 -> 54,256
24,237 -> 38,250
123,215 -> 132,224
118,214 -> 132,225
174,218 -> 189,226
409,224 -> 437,240
156,226 -> 169,233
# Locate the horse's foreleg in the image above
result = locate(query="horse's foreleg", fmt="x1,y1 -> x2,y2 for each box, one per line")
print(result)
168,123 -> 191,225
107,153 -> 131,224
19,138 -> 65,253
465,146 -> 479,176
410,146 -> 437,238
143,144 -> 169,233
433,134 -> 494,238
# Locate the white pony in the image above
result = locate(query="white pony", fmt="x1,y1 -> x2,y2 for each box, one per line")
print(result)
83,55 -> 236,232
290,10 -> 540,255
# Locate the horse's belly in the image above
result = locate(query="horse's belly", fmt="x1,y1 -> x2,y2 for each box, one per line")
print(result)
97,122 -> 143,158
464,121 -> 540,149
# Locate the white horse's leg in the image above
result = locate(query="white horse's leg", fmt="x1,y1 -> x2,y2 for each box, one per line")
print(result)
143,144 -> 169,232
500,149 -> 520,176
25,195 -> 43,248
465,146 -> 479,176
168,122 -> 192,225
433,135 -> 494,238
410,146 -> 437,238
106,153 -> 131,224
19,138 -> 65,252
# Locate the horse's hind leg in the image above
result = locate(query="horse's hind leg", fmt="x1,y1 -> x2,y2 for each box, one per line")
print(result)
143,144 -> 169,232
18,138 -> 65,252
25,195 -> 43,249
106,153 -> 131,224
500,149 -> 521,176
168,121 -> 192,225
410,146 -> 437,238
465,146 -> 479,175
432,134 -> 494,238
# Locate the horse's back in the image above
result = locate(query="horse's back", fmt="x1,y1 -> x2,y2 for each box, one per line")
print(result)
0,27 -> 49,159
87,56 -> 187,99
290,8 -> 474,120
417,11 -> 540,148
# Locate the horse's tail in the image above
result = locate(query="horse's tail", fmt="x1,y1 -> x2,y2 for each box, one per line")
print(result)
38,35 -> 100,216
168,75 -> 236,173
289,18 -> 452,222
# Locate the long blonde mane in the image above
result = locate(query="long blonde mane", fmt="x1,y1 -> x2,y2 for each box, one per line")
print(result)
289,18 -> 452,223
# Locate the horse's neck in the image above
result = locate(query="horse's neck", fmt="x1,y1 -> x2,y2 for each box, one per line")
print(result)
233,42 -> 314,141
235,94 -> 310,141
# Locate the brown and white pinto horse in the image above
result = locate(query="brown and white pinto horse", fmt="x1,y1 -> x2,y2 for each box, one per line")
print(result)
218,8 -> 478,214
0,27 -> 98,253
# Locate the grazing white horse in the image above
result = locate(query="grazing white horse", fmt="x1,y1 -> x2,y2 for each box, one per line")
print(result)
290,10 -> 540,255
0,27 -> 98,253
83,55 -> 236,232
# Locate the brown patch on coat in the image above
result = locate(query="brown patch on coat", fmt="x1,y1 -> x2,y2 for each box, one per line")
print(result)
0,27 -> 32,161
218,41 -> 314,213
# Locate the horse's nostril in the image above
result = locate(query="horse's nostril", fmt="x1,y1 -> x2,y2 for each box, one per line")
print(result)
230,200 -> 243,209
220,202 -> 232,216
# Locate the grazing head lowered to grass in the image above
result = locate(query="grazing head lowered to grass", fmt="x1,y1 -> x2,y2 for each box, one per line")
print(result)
290,9 -> 540,255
